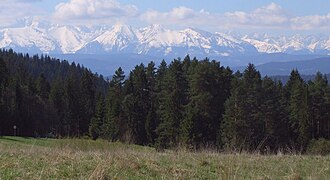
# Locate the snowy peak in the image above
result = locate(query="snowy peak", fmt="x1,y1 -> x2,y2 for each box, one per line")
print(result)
242,36 -> 282,53
93,24 -> 138,52
1,22 -> 330,57
139,24 -> 166,40
49,26 -> 85,53
0,25 -> 55,53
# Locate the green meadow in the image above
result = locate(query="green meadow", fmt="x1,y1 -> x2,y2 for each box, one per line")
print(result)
0,136 -> 329,179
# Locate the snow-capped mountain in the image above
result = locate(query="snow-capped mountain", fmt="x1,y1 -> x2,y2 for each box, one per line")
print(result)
240,33 -> 330,55
1,20 -> 330,57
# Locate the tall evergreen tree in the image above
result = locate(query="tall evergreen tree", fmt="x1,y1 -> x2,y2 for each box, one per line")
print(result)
221,71 -> 244,150
145,61 -> 158,145
36,73 -> 50,100
325,85 -> 330,139
308,72 -> 329,139
122,64 -> 150,144
156,59 -> 187,150
182,59 -> 232,148
49,78 -> 65,136
80,70 -> 96,135
286,70 -> 310,149
103,67 -> 125,141
221,64 -> 263,151
0,58 -> 9,135
64,75 -> 82,136
89,94 -> 105,140
259,77 -> 290,151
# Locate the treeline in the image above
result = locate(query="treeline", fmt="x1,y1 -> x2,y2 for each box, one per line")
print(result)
90,55 -> 330,152
1,50 -> 330,152
0,49 -> 107,137
272,74 -> 330,84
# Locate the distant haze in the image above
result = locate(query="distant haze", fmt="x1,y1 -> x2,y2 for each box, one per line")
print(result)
1,0 -> 330,75
2,22 -> 330,75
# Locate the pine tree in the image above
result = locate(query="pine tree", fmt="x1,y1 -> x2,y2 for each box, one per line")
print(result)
121,64 -> 150,144
0,58 -> 8,98
36,73 -> 50,100
308,72 -> 328,139
89,94 -> 105,140
181,59 -> 232,148
145,61 -> 158,145
64,75 -> 82,136
0,58 -> 9,135
221,72 -> 245,150
80,70 -> 96,135
274,81 -> 291,149
103,67 -> 125,141
10,77 -> 24,136
156,59 -> 187,150
325,85 -> 330,139
259,77 -> 290,151
286,70 -> 311,149
49,78 -> 65,136
221,64 -> 263,151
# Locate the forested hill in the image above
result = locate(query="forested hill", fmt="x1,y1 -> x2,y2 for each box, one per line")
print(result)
0,49 -> 108,137
271,74 -> 330,84
1,49 -> 330,153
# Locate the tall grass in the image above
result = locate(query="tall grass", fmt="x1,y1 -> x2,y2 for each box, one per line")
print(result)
0,136 -> 329,179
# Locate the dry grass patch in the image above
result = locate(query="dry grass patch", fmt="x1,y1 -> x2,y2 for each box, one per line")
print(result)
0,136 -> 329,179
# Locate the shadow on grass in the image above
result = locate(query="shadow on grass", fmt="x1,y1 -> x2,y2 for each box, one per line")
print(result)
0,136 -> 29,143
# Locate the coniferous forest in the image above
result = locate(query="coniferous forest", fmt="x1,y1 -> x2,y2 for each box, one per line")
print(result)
1,49 -> 330,153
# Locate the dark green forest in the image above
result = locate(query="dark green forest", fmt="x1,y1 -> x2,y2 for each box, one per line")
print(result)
1,49 -> 329,152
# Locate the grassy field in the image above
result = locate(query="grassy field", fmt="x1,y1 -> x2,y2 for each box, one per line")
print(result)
0,136 -> 329,179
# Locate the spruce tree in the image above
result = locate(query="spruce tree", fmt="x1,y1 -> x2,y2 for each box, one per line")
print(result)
325,85 -> 330,139
286,70 -> 311,149
259,77 -> 289,151
221,72 -> 245,150
182,59 -> 232,148
49,78 -> 65,136
103,67 -> 125,141
64,75 -> 82,136
122,64 -> 150,144
156,60 -> 187,150
89,94 -> 105,140
0,58 -> 9,135
80,70 -> 96,135
308,72 -> 328,139
145,61 -> 158,145
221,64 -> 263,151
36,73 -> 50,100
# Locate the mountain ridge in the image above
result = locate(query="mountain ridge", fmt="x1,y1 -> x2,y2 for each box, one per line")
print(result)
2,20 -> 330,58
232,57 -> 330,76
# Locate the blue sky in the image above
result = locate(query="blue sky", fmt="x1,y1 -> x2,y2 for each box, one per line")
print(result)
2,0 -> 330,34
34,0 -> 328,16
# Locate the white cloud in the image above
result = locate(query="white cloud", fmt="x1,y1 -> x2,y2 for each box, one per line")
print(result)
141,3 -> 290,30
16,0 -> 43,2
140,3 -> 330,31
141,6 -> 213,28
291,14 -> 330,30
1,1 -> 330,33
0,0 -> 43,27
52,0 -> 138,25
224,3 -> 290,28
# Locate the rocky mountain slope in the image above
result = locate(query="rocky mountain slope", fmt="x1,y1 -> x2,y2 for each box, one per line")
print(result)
2,20 -> 330,58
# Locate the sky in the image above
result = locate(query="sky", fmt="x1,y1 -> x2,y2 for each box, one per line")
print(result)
1,0 -> 330,34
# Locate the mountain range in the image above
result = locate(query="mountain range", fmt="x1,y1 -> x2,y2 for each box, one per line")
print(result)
2,19 -> 330,75
233,57 -> 330,76
2,19 -> 330,57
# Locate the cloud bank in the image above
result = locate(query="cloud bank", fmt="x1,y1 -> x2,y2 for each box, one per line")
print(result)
52,0 -> 138,24
141,2 -> 330,31
0,0 -> 329,32
0,0 -> 43,27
